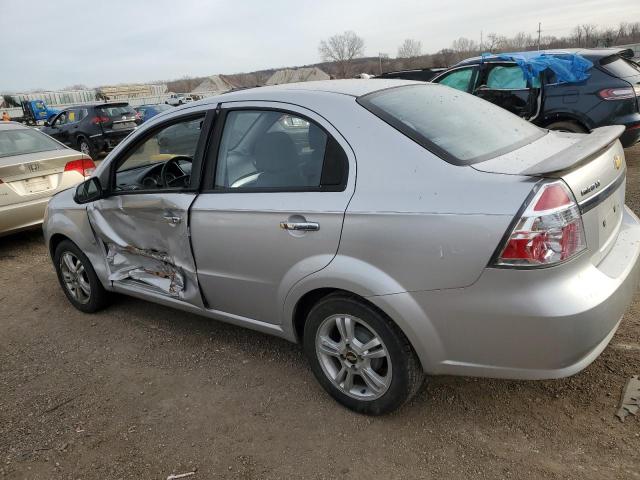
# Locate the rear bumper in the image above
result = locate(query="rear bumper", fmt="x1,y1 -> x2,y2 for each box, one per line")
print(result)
369,206 -> 640,379
0,196 -> 49,236
92,129 -> 135,151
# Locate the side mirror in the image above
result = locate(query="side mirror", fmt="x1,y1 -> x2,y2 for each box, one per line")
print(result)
44,121 -> 51,127
74,177 -> 103,204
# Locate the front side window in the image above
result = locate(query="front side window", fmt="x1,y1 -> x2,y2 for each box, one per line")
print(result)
358,84 -> 545,164
114,116 -> 203,191
214,110 -> 333,190
437,68 -> 475,92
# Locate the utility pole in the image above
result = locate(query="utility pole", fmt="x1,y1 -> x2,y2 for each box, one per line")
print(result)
537,22 -> 542,50
378,53 -> 388,75
480,30 -> 483,51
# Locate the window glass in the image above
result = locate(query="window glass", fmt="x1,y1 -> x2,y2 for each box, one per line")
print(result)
437,68 -> 474,91
114,116 -> 203,191
358,84 -> 545,164
0,128 -> 65,157
601,56 -> 640,78
215,110 -> 327,190
54,112 -> 68,126
486,65 -> 541,89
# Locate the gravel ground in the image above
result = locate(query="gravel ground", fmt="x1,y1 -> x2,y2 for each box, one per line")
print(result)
1,146 -> 640,480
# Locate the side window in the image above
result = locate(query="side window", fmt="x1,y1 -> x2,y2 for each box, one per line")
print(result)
486,65 -> 541,89
53,112 -> 68,126
214,110 -> 346,190
437,68 -> 475,92
114,116 -> 204,192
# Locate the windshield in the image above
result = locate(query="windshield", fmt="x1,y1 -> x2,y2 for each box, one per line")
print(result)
357,84 -> 545,164
0,128 -> 65,158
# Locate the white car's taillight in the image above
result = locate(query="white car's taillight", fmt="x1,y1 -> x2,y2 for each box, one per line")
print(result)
494,180 -> 586,267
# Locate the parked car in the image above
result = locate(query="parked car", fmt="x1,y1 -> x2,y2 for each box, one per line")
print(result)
44,80 -> 640,415
165,94 -> 193,106
41,102 -> 139,159
376,67 -> 446,82
134,104 -> 173,123
0,122 -> 94,236
432,48 -> 640,147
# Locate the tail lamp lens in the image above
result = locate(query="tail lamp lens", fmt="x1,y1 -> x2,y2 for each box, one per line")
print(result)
64,159 -> 96,177
91,116 -> 110,124
598,87 -> 635,100
495,181 -> 586,267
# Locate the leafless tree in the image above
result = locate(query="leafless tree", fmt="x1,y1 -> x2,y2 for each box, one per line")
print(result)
397,39 -> 422,58
451,37 -> 477,53
484,33 -> 506,52
318,31 -> 365,78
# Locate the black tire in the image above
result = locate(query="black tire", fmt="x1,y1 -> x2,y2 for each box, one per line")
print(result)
53,239 -> 111,313
303,293 -> 424,415
77,136 -> 97,159
545,120 -> 588,133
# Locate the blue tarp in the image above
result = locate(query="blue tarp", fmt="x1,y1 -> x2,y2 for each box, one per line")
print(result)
481,51 -> 593,85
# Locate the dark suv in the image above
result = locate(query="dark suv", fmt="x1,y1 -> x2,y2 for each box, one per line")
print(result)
41,102 -> 139,158
431,48 -> 640,147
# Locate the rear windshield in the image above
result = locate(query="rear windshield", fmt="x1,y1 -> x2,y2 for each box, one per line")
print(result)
0,128 -> 65,158
357,84 -> 545,165
98,105 -> 136,118
601,56 -> 640,78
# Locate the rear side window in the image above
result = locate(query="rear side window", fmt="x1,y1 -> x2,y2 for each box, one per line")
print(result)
486,65 -> 541,89
214,110 -> 347,191
358,84 -> 545,165
601,56 -> 640,78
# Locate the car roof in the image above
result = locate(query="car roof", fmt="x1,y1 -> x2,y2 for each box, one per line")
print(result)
455,47 -> 632,67
193,79 -> 423,105
0,121 -> 29,131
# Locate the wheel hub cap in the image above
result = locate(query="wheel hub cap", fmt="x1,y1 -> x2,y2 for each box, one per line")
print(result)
316,314 -> 392,401
60,252 -> 91,305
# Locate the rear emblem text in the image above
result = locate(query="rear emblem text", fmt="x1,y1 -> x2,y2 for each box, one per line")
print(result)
581,180 -> 601,197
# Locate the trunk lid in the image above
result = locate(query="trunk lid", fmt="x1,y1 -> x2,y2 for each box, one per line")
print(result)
473,127 -> 627,265
0,149 -> 87,206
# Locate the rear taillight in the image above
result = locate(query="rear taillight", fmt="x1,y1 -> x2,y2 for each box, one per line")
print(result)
598,87 -> 635,101
91,116 -> 110,124
64,159 -> 96,177
494,181 -> 586,267
135,112 -> 142,120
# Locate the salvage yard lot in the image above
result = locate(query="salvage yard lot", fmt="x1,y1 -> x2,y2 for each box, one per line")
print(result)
2,147 -> 640,480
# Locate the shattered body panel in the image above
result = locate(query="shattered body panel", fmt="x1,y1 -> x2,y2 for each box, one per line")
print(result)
87,192 -> 202,306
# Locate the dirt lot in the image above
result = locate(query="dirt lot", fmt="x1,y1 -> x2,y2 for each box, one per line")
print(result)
2,148 -> 640,480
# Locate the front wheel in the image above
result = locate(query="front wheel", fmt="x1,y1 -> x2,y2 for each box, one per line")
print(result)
77,136 -> 96,159
303,294 -> 424,415
53,240 -> 111,313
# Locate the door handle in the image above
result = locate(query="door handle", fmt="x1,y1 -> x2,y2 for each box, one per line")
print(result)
163,215 -> 181,225
280,221 -> 320,231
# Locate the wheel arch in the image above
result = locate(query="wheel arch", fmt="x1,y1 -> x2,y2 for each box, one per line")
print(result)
539,113 -> 592,131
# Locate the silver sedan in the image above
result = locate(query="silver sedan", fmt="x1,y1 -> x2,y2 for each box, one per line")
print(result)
0,122 -> 95,236
43,80 -> 640,414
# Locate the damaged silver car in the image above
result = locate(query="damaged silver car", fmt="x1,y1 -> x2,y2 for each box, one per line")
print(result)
44,80 -> 640,415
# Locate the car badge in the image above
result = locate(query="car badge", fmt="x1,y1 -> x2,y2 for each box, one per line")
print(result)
26,162 -> 40,173
613,154 -> 622,170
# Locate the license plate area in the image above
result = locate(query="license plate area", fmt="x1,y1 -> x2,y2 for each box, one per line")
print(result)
24,176 -> 50,193
596,186 -> 624,248
112,121 -> 136,130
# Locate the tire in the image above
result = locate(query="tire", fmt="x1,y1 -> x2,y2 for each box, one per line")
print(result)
303,293 -> 424,415
53,240 -> 111,313
545,120 -> 588,133
77,136 -> 96,159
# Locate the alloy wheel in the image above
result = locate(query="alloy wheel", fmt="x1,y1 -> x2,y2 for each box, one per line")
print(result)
60,252 -> 91,304
315,314 -> 392,400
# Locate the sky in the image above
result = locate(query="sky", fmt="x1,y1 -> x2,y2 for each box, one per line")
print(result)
2,0 -> 639,92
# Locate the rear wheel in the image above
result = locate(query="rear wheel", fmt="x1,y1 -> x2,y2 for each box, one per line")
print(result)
77,136 -> 96,159
53,240 -> 111,313
545,120 -> 588,133
303,294 -> 424,415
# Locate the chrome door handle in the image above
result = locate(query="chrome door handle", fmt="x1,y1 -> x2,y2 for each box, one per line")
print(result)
163,215 -> 181,225
280,221 -> 320,231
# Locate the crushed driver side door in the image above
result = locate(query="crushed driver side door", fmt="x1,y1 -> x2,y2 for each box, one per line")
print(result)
87,110 -> 214,307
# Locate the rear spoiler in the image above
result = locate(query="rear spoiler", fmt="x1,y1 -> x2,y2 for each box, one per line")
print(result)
522,125 -> 625,175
